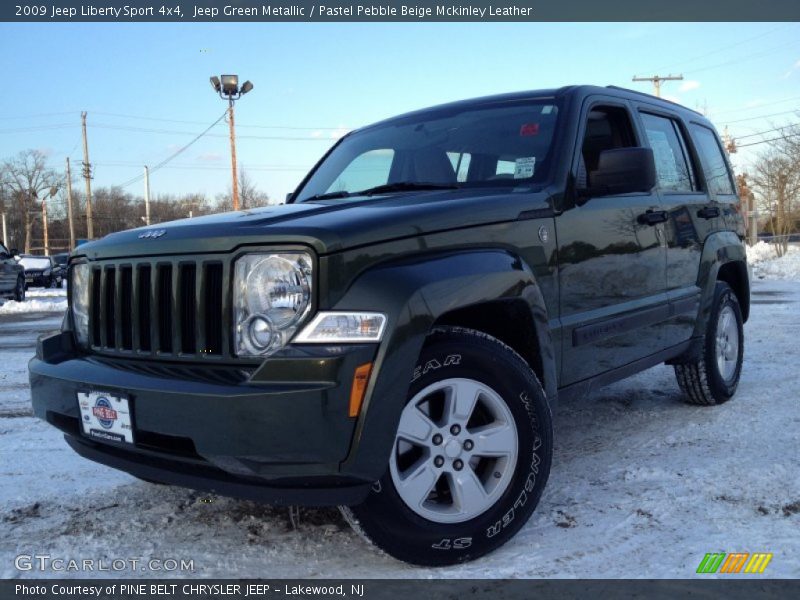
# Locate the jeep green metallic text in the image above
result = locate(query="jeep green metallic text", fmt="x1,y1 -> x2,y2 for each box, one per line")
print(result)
30,86 -> 749,565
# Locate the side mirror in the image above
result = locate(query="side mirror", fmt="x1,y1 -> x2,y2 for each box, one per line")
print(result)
582,147 -> 656,198
285,192 -> 293,204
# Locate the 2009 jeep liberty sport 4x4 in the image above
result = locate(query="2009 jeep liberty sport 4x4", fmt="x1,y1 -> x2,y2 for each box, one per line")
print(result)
30,85 -> 749,566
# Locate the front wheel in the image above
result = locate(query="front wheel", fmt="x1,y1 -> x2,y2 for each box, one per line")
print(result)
342,327 -> 553,566
674,281 -> 744,405
13,276 -> 25,302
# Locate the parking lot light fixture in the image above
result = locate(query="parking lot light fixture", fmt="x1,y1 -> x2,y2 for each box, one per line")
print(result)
210,74 -> 253,212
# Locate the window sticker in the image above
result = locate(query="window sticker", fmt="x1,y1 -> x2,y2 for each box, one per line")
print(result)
514,156 -> 536,179
519,123 -> 540,136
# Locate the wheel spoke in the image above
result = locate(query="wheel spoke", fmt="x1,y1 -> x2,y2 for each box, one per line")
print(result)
470,422 -> 516,457
395,405 -> 436,445
447,379 -> 481,423
449,468 -> 488,515
396,461 -> 439,508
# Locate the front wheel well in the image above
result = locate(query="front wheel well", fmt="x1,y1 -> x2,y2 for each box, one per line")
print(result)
717,260 -> 750,322
432,299 -> 544,388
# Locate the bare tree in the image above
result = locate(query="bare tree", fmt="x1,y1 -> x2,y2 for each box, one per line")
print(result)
1,150 -> 59,253
751,124 -> 800,257
216,169 -> 271,211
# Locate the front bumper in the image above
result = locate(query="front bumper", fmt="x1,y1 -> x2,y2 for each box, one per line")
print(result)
30,332 -> 378,506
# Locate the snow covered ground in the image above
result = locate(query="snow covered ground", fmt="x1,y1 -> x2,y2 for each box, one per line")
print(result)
1,273 -> 798,578
0,288 -> 67,315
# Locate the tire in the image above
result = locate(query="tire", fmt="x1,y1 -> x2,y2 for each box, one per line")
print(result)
674,281 -> 744,405
342,327 -> 553,566
13,276 -> 25,302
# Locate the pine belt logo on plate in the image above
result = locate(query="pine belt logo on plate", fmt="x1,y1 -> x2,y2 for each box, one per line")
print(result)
78,391 -> 134,444
696,552 -> 773,574
92,397 -> 117,427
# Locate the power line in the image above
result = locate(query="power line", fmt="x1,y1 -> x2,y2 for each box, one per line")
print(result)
720,109 -> 800,124
640,24 -> 792,74
712,94 -> 800,116
737,131 -> 800,148
0,110 -> 80,121
90,110 -> 348,131
88,122 -> 342,141
117,110 -> 229,189
0,123 -> 76,134
686,39 -> 800,75
734,123 -> 800,141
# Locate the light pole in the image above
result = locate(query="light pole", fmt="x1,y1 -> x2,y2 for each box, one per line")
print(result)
210,75 -> 253,211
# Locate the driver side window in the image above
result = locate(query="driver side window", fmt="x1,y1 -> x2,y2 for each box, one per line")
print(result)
578,106 -> 637,188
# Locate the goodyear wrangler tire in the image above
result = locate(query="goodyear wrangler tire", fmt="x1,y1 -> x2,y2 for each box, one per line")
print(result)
674,281 -> 744,405
343,327 -> 553,566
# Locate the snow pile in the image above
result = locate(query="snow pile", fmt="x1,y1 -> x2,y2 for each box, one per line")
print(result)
746,241 -> 800,281
0,289 -> 67,314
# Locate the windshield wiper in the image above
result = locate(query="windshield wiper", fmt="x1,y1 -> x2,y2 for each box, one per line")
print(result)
354,182 -> 460,196
302,190 -> 352,201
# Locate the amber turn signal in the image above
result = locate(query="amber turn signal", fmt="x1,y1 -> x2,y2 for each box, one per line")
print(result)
349,363 -> 373,417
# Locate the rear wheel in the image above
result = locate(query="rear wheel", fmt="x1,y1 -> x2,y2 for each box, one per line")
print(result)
13,276 -> 25,302
674,281 -> 744,405
342,327 -> 553,566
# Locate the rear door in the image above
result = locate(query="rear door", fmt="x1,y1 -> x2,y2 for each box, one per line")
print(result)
557,98 -> 668,385
634,108 -> 727,347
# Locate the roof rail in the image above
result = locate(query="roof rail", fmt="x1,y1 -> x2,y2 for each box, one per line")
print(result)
605,85 -> 704,117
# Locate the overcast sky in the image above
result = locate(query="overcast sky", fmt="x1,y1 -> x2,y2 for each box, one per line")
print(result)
1,22 -> 798,203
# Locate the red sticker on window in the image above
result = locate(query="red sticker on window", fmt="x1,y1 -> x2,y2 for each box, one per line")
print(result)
520,123 -> 540,136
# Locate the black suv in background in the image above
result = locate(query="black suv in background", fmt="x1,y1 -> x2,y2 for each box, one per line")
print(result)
18,254 -> 64,288
0,242 -> 25,301
30,85 -> 748,565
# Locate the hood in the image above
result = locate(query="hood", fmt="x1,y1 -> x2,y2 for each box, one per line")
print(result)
75,188 -> 553,260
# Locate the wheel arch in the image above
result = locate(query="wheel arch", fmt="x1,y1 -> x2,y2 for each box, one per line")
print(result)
694,231 -> 750,340
333,248 -> 556,482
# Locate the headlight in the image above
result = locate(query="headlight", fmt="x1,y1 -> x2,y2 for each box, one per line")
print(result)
70,263 -> 90,347
294,312 -> 387,343
233,252 -> 312,356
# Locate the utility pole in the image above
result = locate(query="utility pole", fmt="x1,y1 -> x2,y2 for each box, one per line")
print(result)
143,165 -> 151,226
632,74 -> 684,98
41,193 -> 49,255
81,111 -> 94,239
227,97 -> 240,211
1,213 -> 7,247
65,157 -> 75,250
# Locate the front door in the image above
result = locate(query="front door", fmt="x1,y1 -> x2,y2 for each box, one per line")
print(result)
557,101 -> 668,385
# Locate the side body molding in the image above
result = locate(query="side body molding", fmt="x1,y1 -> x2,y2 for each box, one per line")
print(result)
331,249 -> 556,482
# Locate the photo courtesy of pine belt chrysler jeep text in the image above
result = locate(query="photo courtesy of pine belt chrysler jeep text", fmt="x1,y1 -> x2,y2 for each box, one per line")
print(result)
30,85 -> 749,566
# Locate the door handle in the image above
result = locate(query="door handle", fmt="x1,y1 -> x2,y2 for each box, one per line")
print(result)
697,206 -> 721,219
637,209 -> 669,226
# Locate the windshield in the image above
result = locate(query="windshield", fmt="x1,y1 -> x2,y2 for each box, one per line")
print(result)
20,257 -> 50,270
296,98 -> 561,202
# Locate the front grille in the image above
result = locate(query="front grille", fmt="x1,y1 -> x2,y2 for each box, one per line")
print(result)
88,257 -> 229,360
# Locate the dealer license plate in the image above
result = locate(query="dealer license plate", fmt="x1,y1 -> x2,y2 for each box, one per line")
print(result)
77,391 -> 134,444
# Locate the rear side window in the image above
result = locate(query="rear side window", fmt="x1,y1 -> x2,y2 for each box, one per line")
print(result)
640,113 -> 696,192
691,124 -> 735,195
